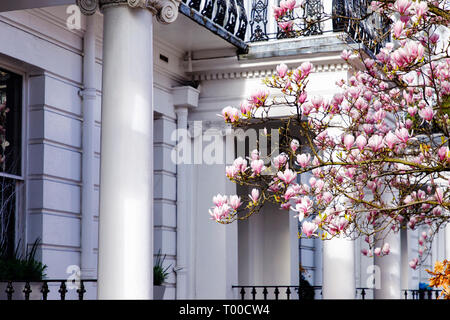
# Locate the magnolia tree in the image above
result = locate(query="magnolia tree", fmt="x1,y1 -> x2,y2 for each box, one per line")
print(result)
210,0 -> 450,279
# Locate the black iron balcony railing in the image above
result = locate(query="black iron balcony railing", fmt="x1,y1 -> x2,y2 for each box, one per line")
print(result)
0,279 -> 97,300
403,289 -> 442,300
233,286 -> 444,300
179,0 -> 248,50
247,0 -> 388,53
232,285 -> 323,300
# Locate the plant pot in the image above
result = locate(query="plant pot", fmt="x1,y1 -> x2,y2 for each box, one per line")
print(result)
0,282 -> 43,300
153,285 -> 166,300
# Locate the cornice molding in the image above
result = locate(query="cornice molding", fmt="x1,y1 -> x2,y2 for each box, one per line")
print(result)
191,62 -> 350,81
76,0 -> 181,24
187,120 -> 231,137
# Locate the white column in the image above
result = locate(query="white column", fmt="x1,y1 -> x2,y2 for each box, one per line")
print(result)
400,229 -> 410,293
446,224 -> 450,259
173,86 -> 199,299
322,237 -> 355,299
97,4 -> 154,299
374,232 -> 401,299
289,207 -> 299,287
174,106 -> 188,299
81,13 -> 97,280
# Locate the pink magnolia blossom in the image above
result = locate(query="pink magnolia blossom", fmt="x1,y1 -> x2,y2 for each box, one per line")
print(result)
296,153 -> 311,168
311,96 -> 323,109
438,146 -> 449,162
355,135 -> 367,151
250,188 -> 260,203
322,191 -> 333,204
250,149 -> 260,160
414,1 -> 428,17
382,243 -> 390,255
368,135 -> 384,152
273,6 -> 286,20
302,221 -> 318,237
407,106 -> 417,116
341,49 -> 352,60
229,195 -> 242,210
251,159 -> 265,175
226,165 -> 239,179
395,127 -> 409,144
395,0 -> 412,16
393,20 -> 404,38
233,157 -> 248,173
280,0 -> 297,11
409,258 -> 419,269
221,106 -> 240,123
331,216 -> 349,233
276,63 -> 289,78
374,247 -> 382,256
213,194 -> 228,207
273,153 -> 288,169
294,196 -> 313,221
429,33 -> 439,44
301,102 -> 314,116
209,204 -> 231,221
314,179 -> 324,193
343,134 -> 355,151
433,207 -> 442,216
277,168 -> 297,184
278,21 -> 294,32
250,89 -> 269,107
418,106 -> 434,121
384,131 -> 399,149
299,61 -> 313,76
290,139 -> 300,152
435,187 -> 444,204
240,101 -> 252,115
297,92 -> 307,104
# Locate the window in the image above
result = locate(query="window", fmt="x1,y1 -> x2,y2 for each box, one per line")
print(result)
0,67 -> 22,259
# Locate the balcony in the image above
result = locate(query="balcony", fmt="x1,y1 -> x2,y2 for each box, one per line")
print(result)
245,0 -> 388,53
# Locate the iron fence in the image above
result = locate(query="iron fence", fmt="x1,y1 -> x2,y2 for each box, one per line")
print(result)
0,279 -> 97,300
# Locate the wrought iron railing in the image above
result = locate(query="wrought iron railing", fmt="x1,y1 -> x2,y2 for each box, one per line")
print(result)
232,285 -> 323,300
403,289 -> 442,300
233,286 -> 443,300
0,279 -> 97,300
181,0 -> 248,43
247,0 -> 387,53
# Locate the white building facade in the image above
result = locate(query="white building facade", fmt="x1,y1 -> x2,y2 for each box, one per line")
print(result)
0,0 -> 448,300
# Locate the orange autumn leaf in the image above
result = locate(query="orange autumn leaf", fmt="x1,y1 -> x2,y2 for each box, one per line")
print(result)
428,260 -> 450,299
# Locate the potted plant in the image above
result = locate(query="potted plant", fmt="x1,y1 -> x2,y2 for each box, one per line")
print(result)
153,249 -> 171,300
0,238 -> 47,300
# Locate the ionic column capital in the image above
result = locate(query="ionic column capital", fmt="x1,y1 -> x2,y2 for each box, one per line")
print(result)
76,0 -> 181,24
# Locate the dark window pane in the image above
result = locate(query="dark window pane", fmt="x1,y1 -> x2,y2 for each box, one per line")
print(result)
0,177 -> 16,259
0,67 -> 22,260
0,68 -> 22,176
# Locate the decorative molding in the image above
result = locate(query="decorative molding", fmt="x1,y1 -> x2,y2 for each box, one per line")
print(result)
190,63 -> 350,81
76,0 -> 99,15
187,120 -> 231,136
77,0 -> 181,24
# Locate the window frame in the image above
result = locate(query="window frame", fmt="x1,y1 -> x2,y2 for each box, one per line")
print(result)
0,60 -> 27,257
